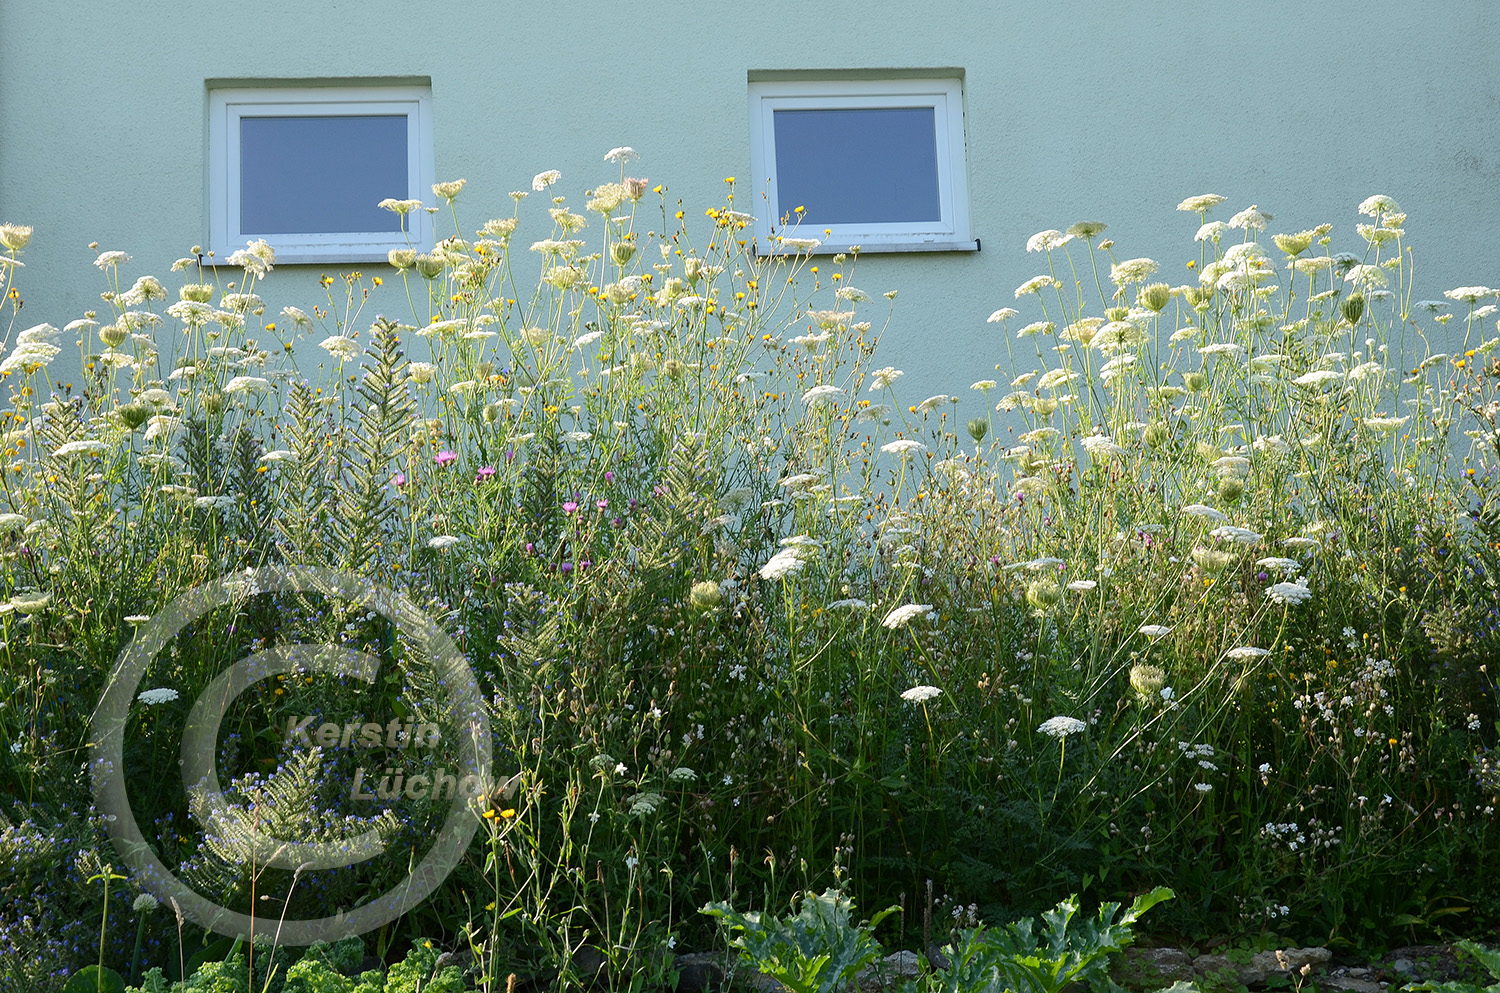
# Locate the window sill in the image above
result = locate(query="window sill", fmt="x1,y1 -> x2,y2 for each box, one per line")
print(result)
756,238 -> 979,257
209,248 -> 407,266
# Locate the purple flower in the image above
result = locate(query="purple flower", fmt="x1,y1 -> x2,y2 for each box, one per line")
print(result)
476,466 -> 496,482
392,473 -> 407,487
562,501 -> 579,514
435,450 -> 457,466
597,499 -> 608,511
525,542 -> 535,554
604,470 -> 615,483
560,562 -> 574,574
579,559 -> 591,570
505,448 -> 515,463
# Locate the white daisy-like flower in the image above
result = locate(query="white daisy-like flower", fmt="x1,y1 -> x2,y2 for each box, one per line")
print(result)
94,250 -> 131,269
1015,274 -> 1062,297
1256,557 -> 1301,574
868,367 -> 903,391
1110,258 -> 1158,286
881,439 -> 924,456
1080,435 -> 1125,457
604,146 -> 640,164
1210,525 -> 1263,545
223,376 -> 271,395
882,603 -> 933,629
801,384 -> 843,407
1138,625 -> 1173,639
137,687 -> 179,706
532,169 -> 562,191
971,380 -> 998,391
52,439 -> 111,458
901,685 -> 942,703
1181,504 -> 1229,523
1193,782 -> 1214,793
1265,580 -> 1313,605
1037,716 -> 1086,739
1293,370 -> 1343,388
1444,286 -> 1497,304
428,535 -> 462,550
1225,646 -> 1272,660
1227,205 -> 1272,231
1363,415 -> 1409,434
1195,221 -> 1228,243
758,549 -> 804,581
778,237 -> 822,253
1178,194 -> 1227,213
1066,580 -> 1097,592
1282,537 -> 1320,552
1026,230 -> 1073,252
916,394 -> 951,413
987,308 -> 1019,323
319,335 -> 359,361
1357,194 -> 1401,217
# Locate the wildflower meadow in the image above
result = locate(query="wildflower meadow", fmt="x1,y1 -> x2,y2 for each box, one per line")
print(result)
1,155 -> 1499,993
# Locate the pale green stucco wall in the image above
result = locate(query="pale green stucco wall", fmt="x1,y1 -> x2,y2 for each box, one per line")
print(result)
2,1 -> 1498,404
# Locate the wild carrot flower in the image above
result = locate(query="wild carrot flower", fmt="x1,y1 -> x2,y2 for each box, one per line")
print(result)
1177,194 -> 1226,213
1037,716 -> 1086,739
137,688 -> 179,706
901,685 -> 942,703
882,604 -> 932,629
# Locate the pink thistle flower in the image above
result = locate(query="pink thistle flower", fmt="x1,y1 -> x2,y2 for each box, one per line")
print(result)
476,466 -> 496,481
435,450 -> 457,466
562,501 -> 579,514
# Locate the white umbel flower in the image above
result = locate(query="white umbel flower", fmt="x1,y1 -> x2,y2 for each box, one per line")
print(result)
1037,716 -> 1086,739
882,603 -> 932,629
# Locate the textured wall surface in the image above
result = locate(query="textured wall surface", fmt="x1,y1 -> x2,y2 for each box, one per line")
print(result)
2,1 -> 1497,399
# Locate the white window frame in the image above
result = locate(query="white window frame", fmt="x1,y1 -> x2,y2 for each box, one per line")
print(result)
747,77 -> 975,254
208,85 -> 435,264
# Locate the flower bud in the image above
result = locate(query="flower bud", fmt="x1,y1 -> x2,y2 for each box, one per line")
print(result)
966,418 -> 988,443
1186,286 -> 1214,310
482,402 -> 500,423
1142,422 -> 1171,448
1341,293 -> 1365,325
611,241 -> 637,265
115,402 -> 150,430
1217,477 -> 1245,504
1129,663 -> 1165,699
99,325 -> 128,348
624,178 -> 650,200
388,249 -> 417,270
0,224 -> 33,251
663,359 -> 686,380
414,254 -> 445,279
1105,306 -> 1129,322
1184,371 -> 1208,392
1191,546 -> 1236,574
1026,577 -> 1062,611
1139,283 -> 1171,313
1272,231 -> 1313,257
179,284 -> 214,303
689,580 -> 723,611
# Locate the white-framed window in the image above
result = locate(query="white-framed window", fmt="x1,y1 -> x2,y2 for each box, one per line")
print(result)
747,77 -> 975,254
208,85 -> 434,264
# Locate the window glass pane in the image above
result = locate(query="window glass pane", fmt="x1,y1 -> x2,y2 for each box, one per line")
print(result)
772,107 -> 941,225
240,115 -> 407,235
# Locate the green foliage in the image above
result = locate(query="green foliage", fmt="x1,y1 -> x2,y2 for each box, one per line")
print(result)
65,965 -> 129,993
931,889 -> 1175,993
1404,940 -> 1500,993
702,889 -> 899,993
